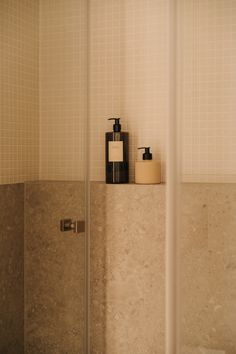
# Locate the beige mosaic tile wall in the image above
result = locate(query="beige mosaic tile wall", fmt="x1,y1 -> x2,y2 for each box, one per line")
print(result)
89,0 -> 168,182
39,0 -> 87,181
0,0 -> 39,184
180,0 -> 236,183
1,0 -> 236,184
39,0 -> 169,182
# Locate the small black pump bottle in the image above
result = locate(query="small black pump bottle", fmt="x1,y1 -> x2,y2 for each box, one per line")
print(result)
105,118 -> 129,184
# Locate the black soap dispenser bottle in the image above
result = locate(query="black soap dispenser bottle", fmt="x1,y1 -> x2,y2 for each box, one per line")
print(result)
105,118 -> 129,184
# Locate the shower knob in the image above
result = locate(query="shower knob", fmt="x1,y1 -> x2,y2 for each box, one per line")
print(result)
60,219 -> 85,234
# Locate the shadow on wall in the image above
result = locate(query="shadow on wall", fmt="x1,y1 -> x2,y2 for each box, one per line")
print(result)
0,181 -> 86,354
0,184 -> 24,354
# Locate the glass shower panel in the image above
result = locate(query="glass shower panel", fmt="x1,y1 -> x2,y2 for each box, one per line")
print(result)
0,0 -> 88,353
24,1 -> 88,352
177,1 -> 236,354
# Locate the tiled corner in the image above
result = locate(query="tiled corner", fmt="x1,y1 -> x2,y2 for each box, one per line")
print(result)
0,0 -> 39,184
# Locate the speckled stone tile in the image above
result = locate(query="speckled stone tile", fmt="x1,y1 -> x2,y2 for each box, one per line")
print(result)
180,183 -> 236,354
0,183 -> 24,354
180,184 -> 211,349
3,180 -> 234,354
24,181 -> 86,354
90,183 -> 165,354
207,184 -> 236,354
90,182 -> 107,354
23,181 -> 165,353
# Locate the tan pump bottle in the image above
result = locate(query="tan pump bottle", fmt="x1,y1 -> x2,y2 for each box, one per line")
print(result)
135,147 -> 161,184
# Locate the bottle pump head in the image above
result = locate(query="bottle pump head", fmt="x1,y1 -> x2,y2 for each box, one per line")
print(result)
108,118 -> 121,132
138,147 -> 152,160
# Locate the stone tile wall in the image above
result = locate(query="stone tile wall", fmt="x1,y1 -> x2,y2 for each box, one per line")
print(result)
0,184 -> 24,354
24,182 -> 86,353
1,181 -> 235,354
180,184 -> 236,354
90,183 -> 166,354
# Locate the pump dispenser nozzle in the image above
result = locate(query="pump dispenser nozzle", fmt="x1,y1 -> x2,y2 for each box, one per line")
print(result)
108,118 -> 121,132
138,147 -> 152,160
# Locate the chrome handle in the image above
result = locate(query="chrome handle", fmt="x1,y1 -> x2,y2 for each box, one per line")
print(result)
60,219 -> 85,234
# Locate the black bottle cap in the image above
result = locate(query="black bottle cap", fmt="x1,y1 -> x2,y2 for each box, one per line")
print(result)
138,147 -> 152,160
108,118 -> 121,132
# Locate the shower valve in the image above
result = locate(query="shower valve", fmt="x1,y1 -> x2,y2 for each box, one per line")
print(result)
60,219 -> 85,234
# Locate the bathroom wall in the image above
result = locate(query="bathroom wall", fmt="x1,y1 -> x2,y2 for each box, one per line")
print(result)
0,1 -> 87,351
0,1 -> 39,352
22,181 -> 166,354
0,0 -> 39,185
1,2 -> 236,354
89,0 -> 169,182
0,184 -> 24,354
0,0 -> 88,184
3,180 -> 236,353
2,0 -> 235,185
180,184 -> 236,354
38,0 -> 236,184
39,0 -> 169,183
39,0 -> 87,181
179,1 -> 236,352
90,183 -> 165,354
180,0 -> 236,182
24,181 -> 85,353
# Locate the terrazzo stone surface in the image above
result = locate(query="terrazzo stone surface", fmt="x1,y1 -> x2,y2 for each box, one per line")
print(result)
0,183 -> 24,354
90,183 -> 166,354
2,180 -> 234,353
180,183 -> 236,354
24,181 -> 86,354
181,346 -> 225,354
24,181 -> 166,353
90,183 -> 107,354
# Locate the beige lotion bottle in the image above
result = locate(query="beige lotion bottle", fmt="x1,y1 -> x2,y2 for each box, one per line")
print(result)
135,147 -> 161,184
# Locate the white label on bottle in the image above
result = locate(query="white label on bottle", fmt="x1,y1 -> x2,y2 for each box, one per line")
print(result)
109,141 -> 123,162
